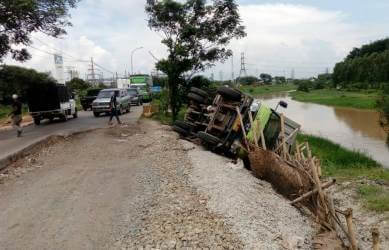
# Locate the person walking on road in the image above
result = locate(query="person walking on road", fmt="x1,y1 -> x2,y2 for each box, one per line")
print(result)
9,94 -> 23,137
108,91 -> 122,125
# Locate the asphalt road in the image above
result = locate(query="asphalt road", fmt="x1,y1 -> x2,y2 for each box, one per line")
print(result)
0,107 -> 143,165
0,114 -> 148,249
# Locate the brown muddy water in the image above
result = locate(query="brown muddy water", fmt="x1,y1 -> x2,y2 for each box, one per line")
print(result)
259,92 -> 389,168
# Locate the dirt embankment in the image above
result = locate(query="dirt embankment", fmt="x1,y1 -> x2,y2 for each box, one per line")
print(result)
1,119 -> 315,249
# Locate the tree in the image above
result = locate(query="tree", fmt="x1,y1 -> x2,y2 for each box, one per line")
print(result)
153,76 -> 168,87
274,76 -> 286,84
66,77 -> 90,91
260,73 -> 272,84
145,0 -> 246,120
0,0 -> 79,62
238,76 -> 259,85
0,65 -> 57,104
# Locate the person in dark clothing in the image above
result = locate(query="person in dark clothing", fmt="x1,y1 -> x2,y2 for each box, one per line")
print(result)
8,94 -> 23,137
108,91 -> 121,125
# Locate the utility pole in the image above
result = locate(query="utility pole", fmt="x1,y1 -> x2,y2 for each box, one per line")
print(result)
231,53 -> 235,85
131,47 -> 144,75
219,71 -> 224,82
291,68 -> 295,80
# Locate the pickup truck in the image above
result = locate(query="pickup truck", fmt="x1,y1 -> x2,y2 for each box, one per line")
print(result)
27,84 -> 78,125
80,88 -> 102,111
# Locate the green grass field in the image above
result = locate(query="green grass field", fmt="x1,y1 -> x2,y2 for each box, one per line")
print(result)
290,89 -> 379,110
240,84 -> 296,96
298,133 -> 389,212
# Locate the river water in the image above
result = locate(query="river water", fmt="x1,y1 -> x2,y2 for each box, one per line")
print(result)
259,92 -> 389,168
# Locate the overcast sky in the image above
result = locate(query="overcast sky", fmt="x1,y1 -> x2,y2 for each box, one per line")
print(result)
4,0 -> 389,81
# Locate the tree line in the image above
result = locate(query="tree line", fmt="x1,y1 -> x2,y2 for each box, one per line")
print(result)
333,38 -> 389,89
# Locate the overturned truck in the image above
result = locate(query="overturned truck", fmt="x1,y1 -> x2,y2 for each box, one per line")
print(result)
173,86 -> 300,161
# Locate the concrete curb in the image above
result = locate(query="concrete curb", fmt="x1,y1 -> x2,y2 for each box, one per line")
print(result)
0,128 -> 99,171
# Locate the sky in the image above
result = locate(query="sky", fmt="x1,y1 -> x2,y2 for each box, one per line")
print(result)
4,0 -> 389,81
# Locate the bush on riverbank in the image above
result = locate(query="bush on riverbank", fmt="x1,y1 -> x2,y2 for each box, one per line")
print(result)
239,84 -> 296,96
298,133 -> 389,212
290,89 -> 379,109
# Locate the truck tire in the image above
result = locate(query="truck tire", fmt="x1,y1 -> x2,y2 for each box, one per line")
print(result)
173,125 -> 189,136
73,108 -> 78,118
60,114 -> 68,122
197,131 -> 221,145
217,86 -> 241,102
190,87 -> 208,98
174,120 -> 195,131
188,93 -> 206,104
93,112 -> 100,117
33,118 -> 41,125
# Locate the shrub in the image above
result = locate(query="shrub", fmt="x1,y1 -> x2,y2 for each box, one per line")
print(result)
297,81 -> 311,92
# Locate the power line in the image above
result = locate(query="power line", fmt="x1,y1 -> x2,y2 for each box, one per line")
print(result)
32,37 -> 80,60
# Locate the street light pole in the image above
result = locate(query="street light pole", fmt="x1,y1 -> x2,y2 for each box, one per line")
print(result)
131,47 -> 144,76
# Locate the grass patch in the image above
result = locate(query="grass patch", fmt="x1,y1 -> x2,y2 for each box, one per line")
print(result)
151,107 -> 187,125
298,133 -> 389,212
240,84 -> 296,96
358,185 -> 389,212
290,89 -> 379,109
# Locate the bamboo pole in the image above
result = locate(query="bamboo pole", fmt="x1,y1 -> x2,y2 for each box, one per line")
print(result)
260,129 -> 267,150
236,107 -> 249,150
275,127 -> 299,152
290,180 -> 336,205
372,227 -> 379,250
280,113 -> 287,159
295,143 -> 301,161
306,143 -> 327,213
345,208 -> 358,250
248,111 -> 259,147
327,194 -> 337,230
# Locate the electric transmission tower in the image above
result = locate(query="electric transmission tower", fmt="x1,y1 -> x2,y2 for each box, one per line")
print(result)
239,52 -> 248,79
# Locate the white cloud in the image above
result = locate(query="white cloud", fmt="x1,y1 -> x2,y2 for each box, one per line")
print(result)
4,1 -> 389,81
211,3 -> 385,79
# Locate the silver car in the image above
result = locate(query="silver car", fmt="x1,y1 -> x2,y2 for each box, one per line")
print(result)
92,88 -> 131,117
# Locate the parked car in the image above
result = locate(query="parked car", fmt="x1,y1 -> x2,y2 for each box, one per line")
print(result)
92,88 -> 131,117
27,84 -> 78,125
80,88 -> 103,111
127,88 -> 143,106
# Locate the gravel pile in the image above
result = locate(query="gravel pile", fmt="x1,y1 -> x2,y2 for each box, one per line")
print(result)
185,140 -> 315,249
119,122 -> 243,249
